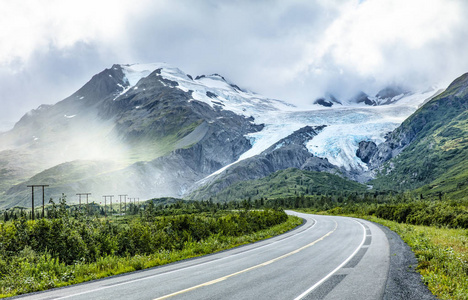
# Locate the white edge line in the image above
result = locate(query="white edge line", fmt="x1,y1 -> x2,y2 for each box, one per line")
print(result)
293,218 -> 367,300
53,215 -> 317,300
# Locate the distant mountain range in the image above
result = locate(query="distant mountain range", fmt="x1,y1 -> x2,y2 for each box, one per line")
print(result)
313,86 -> 413,107
0,63 -> 465,208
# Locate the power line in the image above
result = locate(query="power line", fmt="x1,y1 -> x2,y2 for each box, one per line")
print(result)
119,195 -> 127,214
27,185 -> 49,220
77,193 -> 91,214
102,195 -> 113,217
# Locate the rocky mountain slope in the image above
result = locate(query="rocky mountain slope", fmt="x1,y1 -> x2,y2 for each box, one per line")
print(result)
190,73 -> 466,202
189,125 -> 341,200
0,64 -> 268,207
357,73 -> 468,198
0,62 -> 453,208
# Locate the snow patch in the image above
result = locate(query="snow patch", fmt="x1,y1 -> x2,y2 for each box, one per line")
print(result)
115,63 -> 439,175
118,63 -> 295,119
121,63 -> 166,86
202,88 -> 437,181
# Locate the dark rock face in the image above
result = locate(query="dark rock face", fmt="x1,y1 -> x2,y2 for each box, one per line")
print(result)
363,73 -> 468,173
366,110 -> 429,169
206,91 -> 218,98
92,68 -> 265,197
189,125 -> 345,200
71,64 -> 128,103
314,98 -> 333,107
350,91 -> 375,106
356,141 -> 378,164
0,64 -> 266,206
190,144 -> 315,198
376,86 -> 408,99
302,156 -> 337,173
266,125 -> 326,151
373,86 -> 410,105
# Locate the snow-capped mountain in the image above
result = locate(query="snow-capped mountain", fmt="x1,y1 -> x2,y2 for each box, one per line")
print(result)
117,63 -> 294,118
118,63 -> 441,176
314,86 -> 421,107
0,63 -> 443,207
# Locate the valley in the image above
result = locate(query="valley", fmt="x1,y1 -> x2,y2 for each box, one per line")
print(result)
3,2 -> 468,299
0,63 -> 466,300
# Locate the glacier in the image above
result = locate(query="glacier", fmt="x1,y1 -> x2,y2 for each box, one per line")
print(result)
247,90 -> 439,172
118,63 -> 440,176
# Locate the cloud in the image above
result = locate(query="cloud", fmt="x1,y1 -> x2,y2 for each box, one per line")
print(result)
1,0 -> 468,127
301,0 -> 468,98
0,0 -> 149,125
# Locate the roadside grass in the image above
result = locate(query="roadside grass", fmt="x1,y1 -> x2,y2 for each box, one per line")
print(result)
300,208 -> 468,300
367,217 -> 468,300
0,215 -> 302,298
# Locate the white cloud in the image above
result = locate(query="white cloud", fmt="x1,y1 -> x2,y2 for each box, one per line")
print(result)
300,0 -> 468,97
1,0 -> 468,126
0,0 -> 151,69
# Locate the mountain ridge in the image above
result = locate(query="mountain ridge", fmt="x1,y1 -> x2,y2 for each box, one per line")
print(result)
360,73 -> 468,198
0,63 -> 462,208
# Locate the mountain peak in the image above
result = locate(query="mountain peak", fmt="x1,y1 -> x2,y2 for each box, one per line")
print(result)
348,91 -> 373,106
443,72 -> 468,98
119,63 -> 175,86
313,93 -> 340,107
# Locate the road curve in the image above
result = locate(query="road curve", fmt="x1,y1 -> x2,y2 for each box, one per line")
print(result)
16,212 -> 391,300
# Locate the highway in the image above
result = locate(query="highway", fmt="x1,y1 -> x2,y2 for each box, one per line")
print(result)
16,212 -> 391,300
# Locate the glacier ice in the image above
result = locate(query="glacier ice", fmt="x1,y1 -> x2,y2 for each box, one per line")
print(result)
119,63 -> 440,174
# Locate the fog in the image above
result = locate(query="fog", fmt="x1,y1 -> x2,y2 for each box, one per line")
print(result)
0,109 -> 175,207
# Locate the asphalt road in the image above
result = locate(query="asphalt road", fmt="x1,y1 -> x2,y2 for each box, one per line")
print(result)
15,212 -> 409,300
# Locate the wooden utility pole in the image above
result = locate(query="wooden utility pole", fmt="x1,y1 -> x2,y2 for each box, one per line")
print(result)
27,185 -> 49,220
77,194 -> 82,210
77,193 -> 91,214
119,195 -> 127,214
103,195 -> 114,217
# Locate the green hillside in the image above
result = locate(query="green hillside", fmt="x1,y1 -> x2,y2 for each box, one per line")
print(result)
191,168 -> 368,202
371,73 -> 468,199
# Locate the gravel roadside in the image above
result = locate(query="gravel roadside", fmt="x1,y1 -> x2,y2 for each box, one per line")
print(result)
377,223 -> 437,300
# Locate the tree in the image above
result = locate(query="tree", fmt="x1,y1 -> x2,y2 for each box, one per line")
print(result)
3,211 -> 9,222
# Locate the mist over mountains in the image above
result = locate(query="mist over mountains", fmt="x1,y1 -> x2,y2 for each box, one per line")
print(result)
0,63 -> 465,208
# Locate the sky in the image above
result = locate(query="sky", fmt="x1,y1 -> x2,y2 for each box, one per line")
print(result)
1,0 -> 468,131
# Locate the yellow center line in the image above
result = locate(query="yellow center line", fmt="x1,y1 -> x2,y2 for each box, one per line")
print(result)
154,220 -> 338,300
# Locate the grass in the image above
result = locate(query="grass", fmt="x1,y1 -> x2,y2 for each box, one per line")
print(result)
0,215 -> 302,298
365,216 -> 468,300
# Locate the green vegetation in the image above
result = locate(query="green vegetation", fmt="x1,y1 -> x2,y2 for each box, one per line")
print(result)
0,196 -> 300,298
197,168 -> 368,202
365,217 -> 468,300
125,119 -> 204,164
371,76 -> 468,200
0,72 -> 465,298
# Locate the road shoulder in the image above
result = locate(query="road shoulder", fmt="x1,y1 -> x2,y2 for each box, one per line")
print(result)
376,222 -> 436,300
